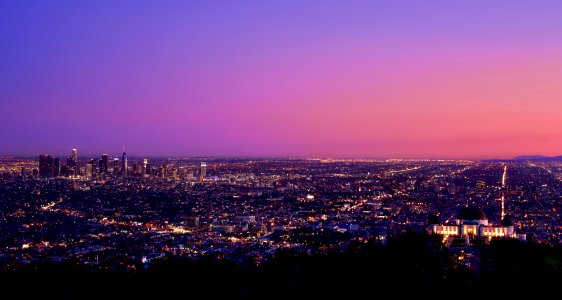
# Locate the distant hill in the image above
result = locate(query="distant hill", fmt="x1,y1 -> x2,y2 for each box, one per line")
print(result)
513,155 -> 562,162
513,155 -> 550,160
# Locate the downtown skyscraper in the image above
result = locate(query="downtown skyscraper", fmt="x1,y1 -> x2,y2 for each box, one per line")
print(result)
100,154 -> 109,174
39,155 -> 54,178
121,151 -> 127,176
66,148 -> 79,175
199,162 -> 206,181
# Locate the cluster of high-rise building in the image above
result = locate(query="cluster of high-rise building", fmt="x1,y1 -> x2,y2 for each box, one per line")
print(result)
38,149 -> 81,178
39,148 -> 80,178
36,148 -> 208,181
38,154 -> 59,178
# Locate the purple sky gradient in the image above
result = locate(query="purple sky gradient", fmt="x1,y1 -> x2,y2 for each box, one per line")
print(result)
2,1 -> 562,159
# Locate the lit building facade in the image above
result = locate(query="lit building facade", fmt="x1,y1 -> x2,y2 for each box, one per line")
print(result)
113,158 -> 120,174
39,154 -> 54,178
121,152 -> 128,176
100,154 -> 108,173
428,206 -> 525,241
199,162 -> 206,181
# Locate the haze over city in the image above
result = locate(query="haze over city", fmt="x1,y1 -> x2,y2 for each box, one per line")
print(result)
2,1 -> 562,159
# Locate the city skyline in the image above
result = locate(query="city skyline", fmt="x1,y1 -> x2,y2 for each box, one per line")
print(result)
2,1 -> 562,159
3,146 -> 560,161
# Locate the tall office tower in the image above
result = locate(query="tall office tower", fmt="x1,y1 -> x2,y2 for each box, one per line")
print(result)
71,148 -> 78,166
178,166 -> 186,179
142,159 -> 148,177
60,165 -> 69,176
66,156 -> 74,168
199,162 -> 206,181
187,171 -> 194,182
71,148 -> 79,175
113,158 -> 120,174
145,160 -> 151,176
47,156 -> 55,177
85,163 -> 93,179
88,159 -> 97,173
100,154 -> 108,173
121,152 -> 128,176
21,167 -> 27,178
53,157 -> 60,177
39,155 -> 53,178
66,156 -> 75,176
72,148 -> 78,162
66,157 -> 74,176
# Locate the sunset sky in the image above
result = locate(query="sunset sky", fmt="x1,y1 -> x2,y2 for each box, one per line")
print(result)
2,1 -> 562,159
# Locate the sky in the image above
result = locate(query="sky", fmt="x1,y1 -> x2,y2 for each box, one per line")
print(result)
2,0 -> 562,159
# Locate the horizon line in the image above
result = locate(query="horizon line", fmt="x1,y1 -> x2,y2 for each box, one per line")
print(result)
0,153 -> 538,161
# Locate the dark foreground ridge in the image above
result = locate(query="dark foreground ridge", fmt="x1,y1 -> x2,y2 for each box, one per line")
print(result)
3,232 -> 561,299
